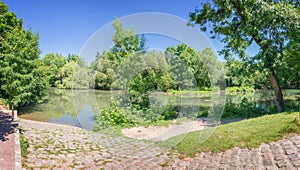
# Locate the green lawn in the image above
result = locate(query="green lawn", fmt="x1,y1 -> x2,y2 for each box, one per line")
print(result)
159,112 -> 300,157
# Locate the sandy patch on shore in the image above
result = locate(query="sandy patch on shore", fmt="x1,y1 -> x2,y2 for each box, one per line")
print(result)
122,120 -> 206,141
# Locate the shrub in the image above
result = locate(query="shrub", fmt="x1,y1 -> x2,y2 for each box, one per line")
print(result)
226,86 -> 255,94
94,98 -> 182,130
161,105 -> 179,120
20,136 -> 29,158
94,100 -> 140,130
197,110 -> 209,118
285,100 -> 300,112
138,105 -> 179,122
221,97 -> 271,118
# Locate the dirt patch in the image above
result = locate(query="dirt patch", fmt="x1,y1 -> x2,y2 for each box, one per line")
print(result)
122,120 -> 206,141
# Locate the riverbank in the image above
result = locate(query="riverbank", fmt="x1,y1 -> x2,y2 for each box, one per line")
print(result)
121,118 -> 243,141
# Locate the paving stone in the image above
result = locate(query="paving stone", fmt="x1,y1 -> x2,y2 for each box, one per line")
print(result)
66,153 -> 76,158
222,150 -> 231,158
281,140 -> 291,146
220,158 -> 230,164
218,163 -> 229,170
188,158 -> 200,169
19,119 -> 300,169
289,153 -> 299,161
277,160 -> 287,168
293,160 -> 300,167
250,151 -> 261,165
252,165 -> 265,170
266,166 -> 277,170
178,161 -> 189,167
286,148 -> 297,155
197,159 -> 209,168
263,157 -> 274,166
274,153 -> 284,161
261,144 -> 270,153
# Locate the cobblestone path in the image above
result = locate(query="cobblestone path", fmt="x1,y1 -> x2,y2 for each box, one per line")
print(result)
20,119 -> 300,170
20,119 -> 169,169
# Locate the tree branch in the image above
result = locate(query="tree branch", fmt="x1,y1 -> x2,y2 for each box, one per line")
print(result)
231,0 -> 266,50
231,0 -> 246,27
233,22 -> 241,33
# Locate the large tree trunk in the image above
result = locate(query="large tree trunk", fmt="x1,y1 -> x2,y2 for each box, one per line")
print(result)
269,70 -> 285,112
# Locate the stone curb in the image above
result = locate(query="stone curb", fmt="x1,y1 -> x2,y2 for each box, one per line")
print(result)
13,110 -> 22,170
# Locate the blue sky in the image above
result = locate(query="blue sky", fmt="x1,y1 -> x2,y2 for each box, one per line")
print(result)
2,0 -> 241,60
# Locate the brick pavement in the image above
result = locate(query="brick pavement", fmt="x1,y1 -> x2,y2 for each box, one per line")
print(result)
0,110 -> 18,170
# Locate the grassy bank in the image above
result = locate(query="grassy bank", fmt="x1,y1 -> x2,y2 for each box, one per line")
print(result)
167,86 -> 256,95
159,112 -> 300,157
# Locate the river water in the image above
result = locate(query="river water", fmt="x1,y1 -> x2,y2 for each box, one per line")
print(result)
18,88 -> 299,130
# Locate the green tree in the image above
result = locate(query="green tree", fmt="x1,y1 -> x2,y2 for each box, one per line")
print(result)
109,17 -> 145,64
225,60 -> 253,87
55,61 -> 92,89
92,17 -> 146,90
127,51 -> 176,109
42,53 -> 67,86
92,57 -> 114,90
53,54 -> 92,89
166,44 -> 213,90
190,0 -> 300,111
55,62 -> 76,89
199,48 -> 225,89
0,2 -> 48,107
224,59 -> 270,90
67,54 -> 86,67
284,33 -> 300,88
0,2 -> 22,42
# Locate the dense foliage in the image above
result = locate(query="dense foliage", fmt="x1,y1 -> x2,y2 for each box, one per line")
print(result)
0,2 -> 49,107
91,18 -> 226,128
94,100 -> 139,129
126,52 -> 176,109
166,44 -> 210,90
90,18 -> 146,90
41,53 -> 67,87
190,0 -> 300,112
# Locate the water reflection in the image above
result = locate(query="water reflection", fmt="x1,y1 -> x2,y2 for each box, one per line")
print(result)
77,106 -> 95,130
49,113 -> 82,128
18,88 -> 111,128
18,88 -> 299,129
47,106 -> 96,130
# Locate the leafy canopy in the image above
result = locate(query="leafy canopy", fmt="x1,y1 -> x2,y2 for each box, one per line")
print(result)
0,2 -> 49,107
189,0 -> 300,72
